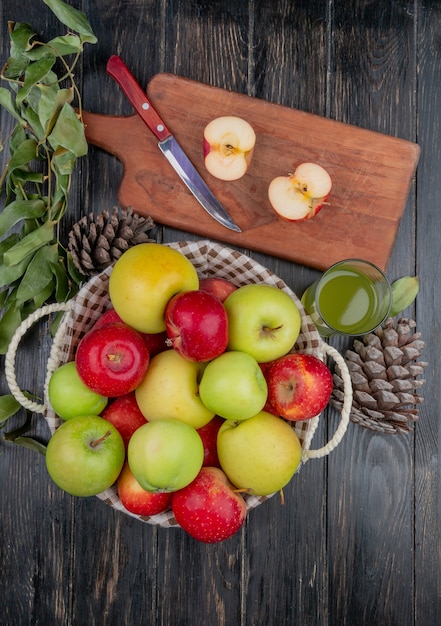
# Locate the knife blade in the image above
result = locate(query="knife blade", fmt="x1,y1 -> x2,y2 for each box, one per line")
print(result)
106,55 -> 241,233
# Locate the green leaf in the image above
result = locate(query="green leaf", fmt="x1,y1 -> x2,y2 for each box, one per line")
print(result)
0,302 -> 23,354
43,0 -> 98,44
8,436 -> 47,455
3,55 -> 30,80
3,221 -> 54,266
43,87 -> 74,136
7,137 -> 38,173
47,103 -> 87,157
16,53 -> 57,106
15,245 -> 57,304
0,395 -> 22,426
9,22 -> 36,54
0,87 -> 25,125
390,276 -> 420,317
27,35 -> 83,59
0,199 -> 46,235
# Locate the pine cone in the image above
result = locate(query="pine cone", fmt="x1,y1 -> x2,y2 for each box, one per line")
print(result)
330,317 -> 427,434
68,207 -> 156,277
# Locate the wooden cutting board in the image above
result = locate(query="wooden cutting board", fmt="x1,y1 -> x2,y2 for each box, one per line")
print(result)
83,73 -> 420,271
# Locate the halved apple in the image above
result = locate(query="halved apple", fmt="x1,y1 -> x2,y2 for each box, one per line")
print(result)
268,162 -> 332,221
203,116 -> 256,181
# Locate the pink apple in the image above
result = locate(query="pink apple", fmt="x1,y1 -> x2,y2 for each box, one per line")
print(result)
117,463 -> 173,516
268,162 -> 332,221
258,362 -> 279,416
203,116 -> 256,181
76,322 -> 150,397
172,467 -> 247,543
197,415 -> 225,467
100,391 -> 147,448
199,276 -> 237,303
93,308 -> 168,357
267,353 -> 333,421
165,290 -> 228,362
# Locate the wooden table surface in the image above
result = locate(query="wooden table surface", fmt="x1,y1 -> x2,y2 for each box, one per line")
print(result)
1,1 -> 440,625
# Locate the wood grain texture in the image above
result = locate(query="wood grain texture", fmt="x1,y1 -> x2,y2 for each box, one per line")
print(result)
1,1 -> 440,625
83,73 -> 419,271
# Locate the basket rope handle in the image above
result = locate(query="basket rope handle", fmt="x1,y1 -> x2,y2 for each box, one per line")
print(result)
302,342 -> 353,461
4,301 -> 73,415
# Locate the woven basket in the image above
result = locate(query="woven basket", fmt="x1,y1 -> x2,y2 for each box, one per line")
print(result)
5,240 -> 352,527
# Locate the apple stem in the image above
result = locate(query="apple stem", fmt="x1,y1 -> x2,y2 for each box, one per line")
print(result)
279,489 -> 285,505
90,430 -> 112,447
107,353 -> 123,364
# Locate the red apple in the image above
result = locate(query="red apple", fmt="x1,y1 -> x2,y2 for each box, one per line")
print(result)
203,116 -> 256,181
267,353 -> 333,421
165,290 -> 228,362
258,362 -> 279,416
93,308 -> 168,357
172,467 -> 247,543
197,415 -> 225,467
268,162 -> 332,221
101,391 -> 147,448
117,463 -> 173,515
199,276 -> 237,303
76,322 -> 150,397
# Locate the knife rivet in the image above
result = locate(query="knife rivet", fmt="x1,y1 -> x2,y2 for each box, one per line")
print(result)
157,124 -> 164,132
142,103 -> 149,110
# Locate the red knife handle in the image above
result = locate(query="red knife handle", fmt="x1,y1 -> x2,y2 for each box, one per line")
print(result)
106,55 -> 172,142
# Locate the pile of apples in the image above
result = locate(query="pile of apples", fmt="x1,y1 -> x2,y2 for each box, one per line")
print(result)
203,116 -> 332,221
46,243 -> 333,543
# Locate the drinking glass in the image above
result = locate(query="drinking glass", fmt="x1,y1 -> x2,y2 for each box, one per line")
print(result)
301,259 -> 392,337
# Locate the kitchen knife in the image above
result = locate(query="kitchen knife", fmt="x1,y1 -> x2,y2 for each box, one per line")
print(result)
106,55 -> 242,233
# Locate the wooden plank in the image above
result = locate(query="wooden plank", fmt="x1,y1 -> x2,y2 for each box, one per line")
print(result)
83,73 -> 419,272
327,1 -> 418,625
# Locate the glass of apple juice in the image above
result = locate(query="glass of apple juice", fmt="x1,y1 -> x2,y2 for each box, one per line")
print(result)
301,259 -> 392,338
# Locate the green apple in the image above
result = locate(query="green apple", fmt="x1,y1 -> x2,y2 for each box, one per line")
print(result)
223,283 -> 301,363
109,243 -> 199,334
45,415 -> 125,497
48,361 -> 108,421
127,419 -> 204,492
135,349 -> 215,429
217,410 -> 302,496
199,350 -> 267,421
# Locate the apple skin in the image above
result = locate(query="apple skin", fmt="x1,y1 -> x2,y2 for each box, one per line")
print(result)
48,361 -> 108,421
93,308 -> 169,357
127,419 -> 204,492
223,283 -> 301,363
199,350 -> 268,421
165,290 -> 229,362
45,415 -> 125,497
135,349 -> 215,429
199,276 -> 238,303
268,162 -> 332,222
267,353 -> 333,421
172,467 -> 247,543
258,362 -> 279,416
203,116 -> 256,181
197,415 -> 225,467
100,391 -> 147,448
109,243 -> 199,334
217,410 -> 302,496
75,322 -> 150,397
117,462 -> 173,516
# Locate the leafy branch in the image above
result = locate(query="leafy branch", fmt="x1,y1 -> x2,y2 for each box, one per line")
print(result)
0,0 -> 96,442
0,0 -> 97,355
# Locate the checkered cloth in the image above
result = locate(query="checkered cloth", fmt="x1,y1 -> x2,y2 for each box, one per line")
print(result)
45,240 -> 325,527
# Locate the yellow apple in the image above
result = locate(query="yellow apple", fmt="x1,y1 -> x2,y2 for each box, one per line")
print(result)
109,243 -> 199,333
135,349 -> 215,429
203,116 -> 256,181
217,410 -> 302,496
